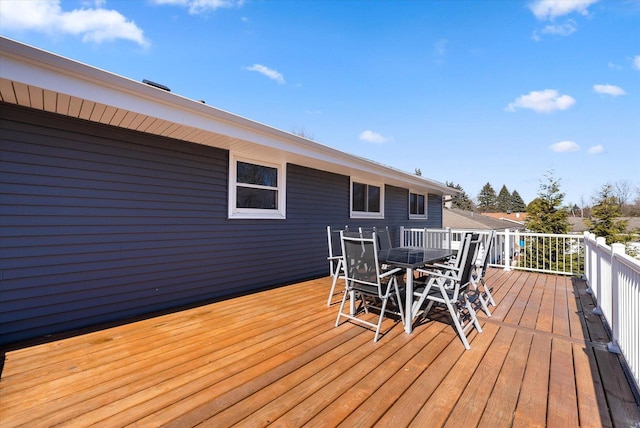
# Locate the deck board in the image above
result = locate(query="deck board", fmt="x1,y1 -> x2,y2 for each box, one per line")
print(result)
1,270 -> 638,427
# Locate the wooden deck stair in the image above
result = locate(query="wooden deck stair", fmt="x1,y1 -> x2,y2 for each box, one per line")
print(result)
1,269 -> 639,427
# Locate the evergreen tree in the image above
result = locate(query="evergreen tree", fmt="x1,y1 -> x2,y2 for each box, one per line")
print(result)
477,182 -> 497,212
511,190 -> 526,212
496,185 -> 511,212
445,181 -> 475,211
525,171 -> 569,234
585,184 -> 629,245
523,171 -> 571,271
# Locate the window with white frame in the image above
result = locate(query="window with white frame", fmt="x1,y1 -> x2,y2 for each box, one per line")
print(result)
351,180 -> 384,219
409,191 -> 427,219
229,154 -> 286,219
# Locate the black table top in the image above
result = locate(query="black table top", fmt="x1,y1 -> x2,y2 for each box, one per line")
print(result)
379,247 -> 454,268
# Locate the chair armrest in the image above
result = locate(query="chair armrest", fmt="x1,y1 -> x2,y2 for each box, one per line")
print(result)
379,267 -> 403,278
415,267 -> 456,279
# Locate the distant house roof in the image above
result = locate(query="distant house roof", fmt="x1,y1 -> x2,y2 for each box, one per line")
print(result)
0,36 -> 458,198
569,216 -> 640,234
481,212 -> 528,225
443,208 -> 526,230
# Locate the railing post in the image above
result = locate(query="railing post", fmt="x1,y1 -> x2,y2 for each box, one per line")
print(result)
583,231 -> 592,293
446,227 -> 452,251
593,236 -> 607,316
400,226 -> 405,247
503,229 -> 511,271
608,243 -> 625,354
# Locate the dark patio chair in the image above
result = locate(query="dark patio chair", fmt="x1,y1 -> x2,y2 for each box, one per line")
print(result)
373,226 -> 393,251
411,232 -> 483,350
471,230 -> 497,317
326,225 -> 349,306
336,231 -> 405,342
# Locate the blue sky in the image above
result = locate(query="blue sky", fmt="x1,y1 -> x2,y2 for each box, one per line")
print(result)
1,0 -> 639,207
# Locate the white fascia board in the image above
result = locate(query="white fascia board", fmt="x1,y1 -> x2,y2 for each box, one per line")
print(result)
0,37 -> 456,195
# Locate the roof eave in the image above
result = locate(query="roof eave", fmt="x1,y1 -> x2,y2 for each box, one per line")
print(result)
0,36 -> 455,196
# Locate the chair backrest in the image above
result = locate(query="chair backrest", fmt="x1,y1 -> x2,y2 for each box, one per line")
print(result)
450,232 -> 473,272
477,230 -> 495,273
327,225 -> 348,259
373,226 -> 393,251
340,231 -> 383,296
460,233 -> 481,286
358,226 -> 374,238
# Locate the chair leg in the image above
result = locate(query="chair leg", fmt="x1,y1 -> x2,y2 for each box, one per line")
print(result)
471,276 -> 492,317
335,283 -> 350,327
393,280 -> 405,326
481,278 -> 496,306
411,277 -> 437,318
373,297 -> 388,342
476,289 -> 492,318
327,259 -> 344,306
443,299 -> 472,350
464,294 -> 483,334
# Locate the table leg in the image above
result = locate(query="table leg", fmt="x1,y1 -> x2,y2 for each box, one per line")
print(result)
349,289 -> 355,315
405,267 -> 413,334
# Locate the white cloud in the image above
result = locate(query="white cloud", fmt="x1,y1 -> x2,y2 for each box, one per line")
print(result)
81,0 -> 107,6
550,140 -> 580,152
358,130 -> 390,144
634,55 -> 640,71
0,0 -> 149,47
608,61 -> 622,70
244,64 -> 285,84
529,0 -> 597,40
506,89 -> 575,113
593,84 -> 626,96
588,145 -> 605,155
532,20 -> 577,41
540,20 -> 577,36
529,0 -> 598,20
151,0 -> 244,14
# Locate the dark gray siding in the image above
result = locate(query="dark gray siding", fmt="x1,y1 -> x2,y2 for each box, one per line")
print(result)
428,193 -> 444,227
0,103 -> 444,345
348,186 -> 443,247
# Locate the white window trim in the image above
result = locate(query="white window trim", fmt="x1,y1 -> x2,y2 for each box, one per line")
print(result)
228,153 -> 286,220
409,190 -> 428,219
350,178 -> 385,219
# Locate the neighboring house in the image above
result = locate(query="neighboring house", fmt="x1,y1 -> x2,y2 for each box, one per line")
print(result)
480,211 -> 527,226
443,208 -> 526,231
568,216 -> 640,234
0,37 -> 457,345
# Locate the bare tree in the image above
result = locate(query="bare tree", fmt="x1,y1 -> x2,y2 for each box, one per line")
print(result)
613,180 -> 633,207
291,127 -> 315,141
579,194 -> 587,218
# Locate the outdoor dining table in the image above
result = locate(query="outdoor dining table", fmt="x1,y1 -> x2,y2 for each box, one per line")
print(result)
379,247 -> 455,334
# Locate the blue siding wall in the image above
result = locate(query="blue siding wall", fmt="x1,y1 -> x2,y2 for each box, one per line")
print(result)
0,104 -> 443,345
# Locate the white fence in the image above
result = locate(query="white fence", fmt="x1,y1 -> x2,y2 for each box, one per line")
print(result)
584,232 -> 640,394
400,227 -> 584,276
399,226 -> 640,394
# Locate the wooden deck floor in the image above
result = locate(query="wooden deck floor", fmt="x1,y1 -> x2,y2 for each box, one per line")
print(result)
1,269 -> 639,427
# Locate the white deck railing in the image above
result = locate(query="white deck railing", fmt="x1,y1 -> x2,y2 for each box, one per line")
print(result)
399,226 -> 640,393
584,232 -> 640,394
400,227 -> 584,276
